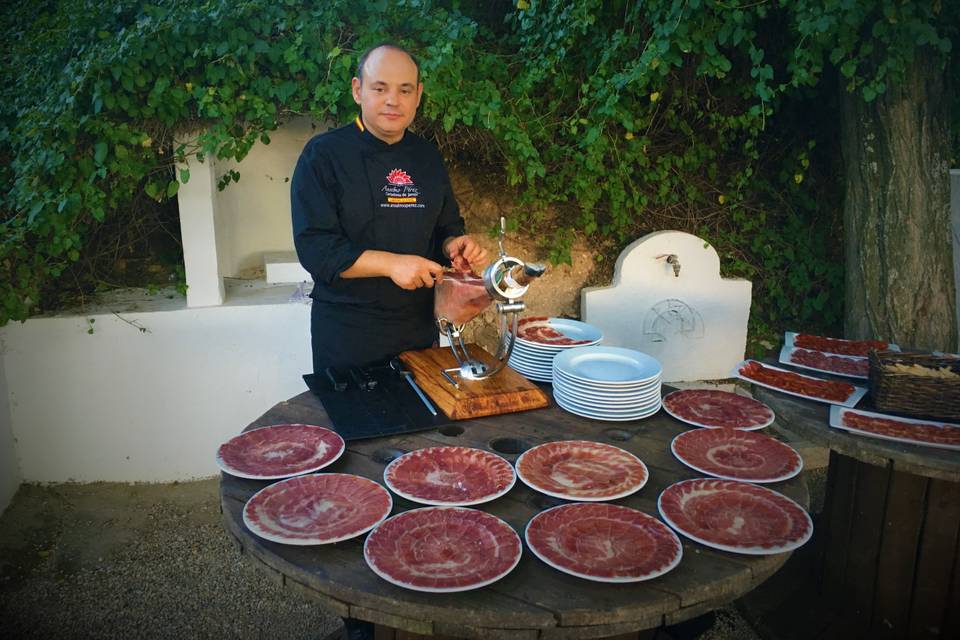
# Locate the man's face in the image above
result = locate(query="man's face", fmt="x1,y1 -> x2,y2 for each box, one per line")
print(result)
352,47 -> 423,144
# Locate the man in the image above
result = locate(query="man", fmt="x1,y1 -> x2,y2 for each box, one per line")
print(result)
292,43 -> 487,374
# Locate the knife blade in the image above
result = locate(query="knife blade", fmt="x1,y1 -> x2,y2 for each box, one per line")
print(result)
390,359 -> 437,416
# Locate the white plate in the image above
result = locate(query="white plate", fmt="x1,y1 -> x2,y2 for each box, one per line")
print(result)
552,363 -> 661,388
658,479 -> 813,555
552,387 -> 662,410
515,441 -> 649,502
555,395 -> 662,421
508,354 -> 555,370
661,389 -> 774,431
778,345 -> 868,380
383,447 -> 516,506
514,317 -> 603,347
509,349 -> 558,365
364,507 -> 522,593
525,503 -> 682,583
554,347 -> 662,386
508,359 -> 553,378
784,331 -> 900,353
732,360 -> 868,408
243,473 -> 392,545
829,406 -> 960,451
556,389 -> 662,412
552,379 -> 662,407
552,370 -> 662,395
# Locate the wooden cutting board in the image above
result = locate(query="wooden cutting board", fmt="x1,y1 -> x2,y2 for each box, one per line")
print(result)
398,345 -> 550,420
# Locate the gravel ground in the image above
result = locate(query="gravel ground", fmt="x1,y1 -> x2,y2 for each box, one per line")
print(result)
0,473 -> 826,640
0,480 -> 340,640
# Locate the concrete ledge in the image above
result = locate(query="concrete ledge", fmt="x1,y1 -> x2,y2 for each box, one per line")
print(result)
0,282 -> 312,483
264,252 -> 310,284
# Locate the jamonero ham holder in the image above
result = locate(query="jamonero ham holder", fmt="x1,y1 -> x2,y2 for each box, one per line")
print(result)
398,218 -> 551,420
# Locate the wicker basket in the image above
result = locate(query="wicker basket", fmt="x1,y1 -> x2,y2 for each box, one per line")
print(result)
868,351 -> 960,421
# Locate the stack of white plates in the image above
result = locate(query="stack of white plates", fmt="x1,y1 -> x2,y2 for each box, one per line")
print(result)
507,318 -> 603,382
552,346 -> 663,421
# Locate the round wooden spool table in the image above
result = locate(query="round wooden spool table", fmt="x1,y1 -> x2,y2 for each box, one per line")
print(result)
754,385 -> 960,640
220,388 -> 809,640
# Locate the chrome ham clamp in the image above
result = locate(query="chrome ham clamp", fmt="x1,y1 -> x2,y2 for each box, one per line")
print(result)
436,217 -> 545,385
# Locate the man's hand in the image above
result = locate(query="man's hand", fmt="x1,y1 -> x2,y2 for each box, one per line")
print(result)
443,235 -> 488,273
341,250 -> 443,289
387,255 -> 445,290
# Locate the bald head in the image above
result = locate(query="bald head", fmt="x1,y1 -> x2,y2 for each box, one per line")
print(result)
356,44 -> 420,85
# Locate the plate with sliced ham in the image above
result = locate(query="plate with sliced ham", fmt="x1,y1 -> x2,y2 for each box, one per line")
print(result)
514,316 -> 602,347
778,345 -> 869,379
662,389 -> 774,430
216,424 -> 345,479
658,478 -> 813,555
734,360 -> 867,407
243,473 -> 392,545
670,428 -> 803,483
785,331 -> 899,356
515,440 -> 648,501
383,447 -> 516,506
525,503 -> 682,583
829,406 -> 960,451
363,507 -> 522,592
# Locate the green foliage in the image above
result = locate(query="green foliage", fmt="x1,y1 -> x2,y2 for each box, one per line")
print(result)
1,0 -> 956,345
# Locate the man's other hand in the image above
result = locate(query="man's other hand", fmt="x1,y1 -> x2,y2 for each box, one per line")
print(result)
389,255 -> 445,290
444,235 -> 488,273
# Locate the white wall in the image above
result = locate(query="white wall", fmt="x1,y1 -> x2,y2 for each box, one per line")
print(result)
0,346 -> 21,515
214,117 -> 324,277
0,290 -> 313,483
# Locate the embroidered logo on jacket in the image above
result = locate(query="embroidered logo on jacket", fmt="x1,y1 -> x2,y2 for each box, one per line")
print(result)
386,169 -> 413,186
382,168 -> 423,208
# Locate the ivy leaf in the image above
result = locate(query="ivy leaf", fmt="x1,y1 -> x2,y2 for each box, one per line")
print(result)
180,168 -> 190,183
166,181 -> 180,197
27,201 -> 44,224
94,142 -> 108,164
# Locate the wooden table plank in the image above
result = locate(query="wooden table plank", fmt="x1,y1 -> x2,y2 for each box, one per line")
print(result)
871,470 -> 927,638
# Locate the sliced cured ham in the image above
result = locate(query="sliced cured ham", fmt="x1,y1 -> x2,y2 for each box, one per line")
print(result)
433,270 -> 491,326
791,332 -> 891,356
780,346 -> 868,379
662,389 -> 774,430
829,406 -> 960,451
363,507 -> 522,592
735,360 -> 866,406
216,424 -> 345,479
515,440 -> 648,501
516,317 -> 592,346
383,447 -> 516,506
525,503 -> 682,582
658,478 -> 812,555
243,473 -> 392,545
670,428 -> 803,483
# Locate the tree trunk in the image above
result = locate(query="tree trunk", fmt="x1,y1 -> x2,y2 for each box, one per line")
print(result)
841,48 -> 956,351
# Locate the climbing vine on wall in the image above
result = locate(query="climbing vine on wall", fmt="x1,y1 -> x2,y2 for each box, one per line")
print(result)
2,0 -> 956,347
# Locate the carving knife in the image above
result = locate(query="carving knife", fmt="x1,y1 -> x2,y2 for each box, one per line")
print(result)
390,359 -> 437,416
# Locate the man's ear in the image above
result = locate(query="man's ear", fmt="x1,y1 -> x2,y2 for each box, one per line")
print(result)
351,77 -> 362,105
416,82 -> 424,107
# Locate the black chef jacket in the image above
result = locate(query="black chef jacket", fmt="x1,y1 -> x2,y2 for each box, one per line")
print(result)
291,117 -> 466,373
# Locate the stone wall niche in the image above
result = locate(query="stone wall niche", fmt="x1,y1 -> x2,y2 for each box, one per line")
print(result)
582,231 -> 752,382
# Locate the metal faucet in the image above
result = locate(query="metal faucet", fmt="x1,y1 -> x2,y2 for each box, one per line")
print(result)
656,254 -> 681,277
